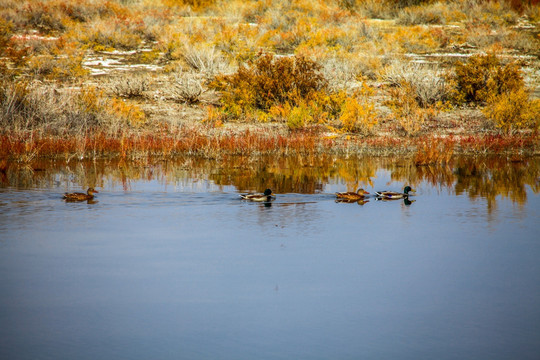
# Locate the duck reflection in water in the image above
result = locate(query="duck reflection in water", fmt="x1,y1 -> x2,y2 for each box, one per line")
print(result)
335,198 -> 370,205
403,198 -> 415,206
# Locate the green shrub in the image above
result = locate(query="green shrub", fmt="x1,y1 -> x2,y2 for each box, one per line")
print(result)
451,54 -> 524,104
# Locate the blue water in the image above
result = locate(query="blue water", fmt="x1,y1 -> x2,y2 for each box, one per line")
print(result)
0,158 -> 539,360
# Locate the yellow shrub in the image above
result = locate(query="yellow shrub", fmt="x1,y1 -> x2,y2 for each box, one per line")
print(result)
386,25 -> 439,53
338,84 -> 378,134
109,98 -> 147,127
161,0 -> 216,11
451,54 -> 524,104
210,53 -> 327,120
203,105 -> 223,127
26,40 -> 87,79
77,87 -> 107,116
269,103 -> 292,122
483,89 -> 540,134
387,82 -> 436,136
287,102 -> 313,130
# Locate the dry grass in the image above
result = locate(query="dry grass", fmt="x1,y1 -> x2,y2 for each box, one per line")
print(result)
109,74 -> 150,98
380,60 -> 449,107
171,71 -> 206,104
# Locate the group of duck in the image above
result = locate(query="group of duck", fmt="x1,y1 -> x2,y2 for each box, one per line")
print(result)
63,186 -> 415,203
239,186 -> 415,202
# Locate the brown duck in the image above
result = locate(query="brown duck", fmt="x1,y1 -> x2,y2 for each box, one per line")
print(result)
63,187 -> 99,201
335,188 -> 370,201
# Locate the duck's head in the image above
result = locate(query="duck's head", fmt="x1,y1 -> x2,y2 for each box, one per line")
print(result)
356,188 -> 369,195
403,186 -> 414,194
87,187 -> 99,195
263,189 -> 273,196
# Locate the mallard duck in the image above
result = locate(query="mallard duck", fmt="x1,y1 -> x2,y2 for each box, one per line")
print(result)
335,188 -> 370,201
375,186 -> 415,199
63,187 -> 99,201
239,188 -> 275,202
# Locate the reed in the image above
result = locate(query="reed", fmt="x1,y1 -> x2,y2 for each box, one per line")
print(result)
414,136 -> 455,166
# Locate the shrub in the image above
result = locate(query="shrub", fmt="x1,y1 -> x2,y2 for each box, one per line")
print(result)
451,53 -> 524,104
387,25 -> 440,53
182,44 -> 229,76
25,40 -> 87,80
381,61 -> 449,107
0,17 -> 28,74
287,102 -> 313,130
387,82 -> 437,136
70,17 -> 144,51
172,72 -> 205,104
396,4 -> 445,25
210,53 -> 328,119
483,89 -> 540,134
338,84 -> 378,134
0,79 -> 146,134
319,55 -> 361,91
0,17 -> 13,52
22,1 -> 66,34
161,0 -> 216,11
108,97 -> 147,128
109,74 -> 150,98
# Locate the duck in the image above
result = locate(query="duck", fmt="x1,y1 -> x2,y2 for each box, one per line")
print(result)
335,188 -> 370,201
63,187 -> 99,201
239,188 -> 275,202
375,186 -> 415,200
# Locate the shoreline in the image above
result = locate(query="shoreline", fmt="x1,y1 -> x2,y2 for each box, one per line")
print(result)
1,125 -> 538,162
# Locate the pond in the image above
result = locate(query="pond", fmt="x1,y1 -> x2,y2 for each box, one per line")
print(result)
1,155 -> 539,360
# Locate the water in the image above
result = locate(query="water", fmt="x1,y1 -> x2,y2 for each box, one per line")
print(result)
1,155 -> 539,360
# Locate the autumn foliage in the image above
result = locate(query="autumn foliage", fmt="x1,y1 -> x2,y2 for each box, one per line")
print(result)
210,53 -> 328,118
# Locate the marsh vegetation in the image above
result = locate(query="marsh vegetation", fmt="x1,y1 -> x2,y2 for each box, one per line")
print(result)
1,0 -> 539,160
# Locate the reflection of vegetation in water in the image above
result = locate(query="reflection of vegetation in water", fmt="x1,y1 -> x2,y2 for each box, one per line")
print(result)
0,156 -> 538,210
453,157 -> 540,211
207,154 -> 379,194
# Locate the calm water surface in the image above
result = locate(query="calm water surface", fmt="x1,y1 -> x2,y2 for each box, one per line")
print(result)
1,156 -> 539,360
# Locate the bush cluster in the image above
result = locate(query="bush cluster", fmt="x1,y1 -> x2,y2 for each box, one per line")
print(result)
451,53 -> 538,133
451,54 -> 524,104
483,89 -> 540,134
0,79 -> 146,135
209,53 -> 379,133
210,53 -> 328,118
